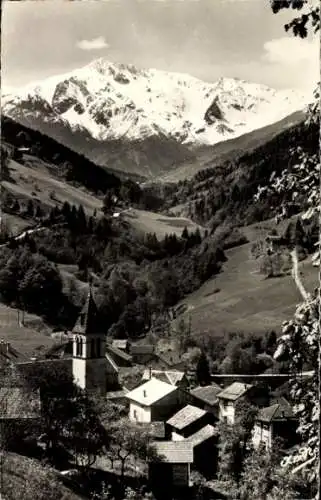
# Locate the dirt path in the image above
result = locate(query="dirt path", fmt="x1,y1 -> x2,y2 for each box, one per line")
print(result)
290,248 -> 310,301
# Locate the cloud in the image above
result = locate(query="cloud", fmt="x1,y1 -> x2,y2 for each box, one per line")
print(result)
262,36 -> 319,92
263,36 -> 318,66
76,36 -> 109,51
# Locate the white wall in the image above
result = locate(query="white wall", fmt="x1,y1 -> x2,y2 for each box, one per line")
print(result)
252,422 -> 272,450
172,431 -> 185,442
218,400 -> 235,424
129,402 -> 151,423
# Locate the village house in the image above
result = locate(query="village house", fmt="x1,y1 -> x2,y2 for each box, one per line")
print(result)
217,382 -> 254,424
186,424 -> 219,478
142,369 -> 189,405
166,404 -> 215,441
149,441 -> 193,490
252,397 -> 298,450
126,377 -> 180,423
189,383 -> 222,418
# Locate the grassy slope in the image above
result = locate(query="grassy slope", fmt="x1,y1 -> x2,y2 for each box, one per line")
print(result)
3,453 -> 84,500
175,219 -> 319,337
121,208 -> 205,239
4,157 -> 102,216
4,155 -> 204,240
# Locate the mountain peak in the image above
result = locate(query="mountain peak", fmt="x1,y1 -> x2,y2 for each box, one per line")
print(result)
2,59 -> 307,149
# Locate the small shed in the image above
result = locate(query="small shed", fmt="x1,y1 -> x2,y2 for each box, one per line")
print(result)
186,424 -> 219,478
149,441 -> 193,490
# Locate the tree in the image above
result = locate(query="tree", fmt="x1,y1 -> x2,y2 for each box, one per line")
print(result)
196,351 -> 211,386
238,446 -> 300,500
106,419 -> 156,480
270,0 -> 320,38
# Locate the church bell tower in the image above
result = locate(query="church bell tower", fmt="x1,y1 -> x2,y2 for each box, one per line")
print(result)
72,287 -> 107,394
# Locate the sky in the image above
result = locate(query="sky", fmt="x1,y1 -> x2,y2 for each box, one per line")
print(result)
1,0 -> 319,94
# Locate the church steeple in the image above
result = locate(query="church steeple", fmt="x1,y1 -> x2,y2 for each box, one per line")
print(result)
72,286 -> 100,335
72,285 -> 108,393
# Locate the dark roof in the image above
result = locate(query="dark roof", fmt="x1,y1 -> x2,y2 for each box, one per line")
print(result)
0,387 -> 41,419
106,344 -> 132,363
256,397 -> 294,423
72,288 -> 100,336
167,405 -> 206,430
217,382 -> 253,401
130,345 -> 155,355
151,441 -> 193,463
0,341 -> 29,365
190,384 -> 221,406
186,424 -> 218,447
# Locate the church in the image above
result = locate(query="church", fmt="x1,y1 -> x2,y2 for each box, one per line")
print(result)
71,287 -> 119,394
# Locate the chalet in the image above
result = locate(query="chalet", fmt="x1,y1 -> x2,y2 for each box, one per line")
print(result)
166,404 -> 215,441
252,397 -> 298,450
189,383 -> 222,418
217,382 -> 254,424
126,378 -> 180,423
186,424 -> 219,478
149,441 -> 193,490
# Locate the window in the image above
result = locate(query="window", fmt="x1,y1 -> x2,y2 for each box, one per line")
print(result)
133,409 -> 137,420
79,338 -> 83,357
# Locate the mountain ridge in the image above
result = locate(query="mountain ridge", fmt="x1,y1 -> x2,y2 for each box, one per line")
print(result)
2,58 -> 310,179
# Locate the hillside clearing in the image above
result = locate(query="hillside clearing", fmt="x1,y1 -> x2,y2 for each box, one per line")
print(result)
4,157 -> 102,215
121,208 -> 205,239
175,220 -> 318,337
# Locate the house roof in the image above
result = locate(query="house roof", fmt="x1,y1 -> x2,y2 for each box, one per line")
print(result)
142,369 -> 185,386
125,378 -> 177,406
112,340 -> 128,350
105,352 -> 119,373
186,424 -> 218,447
106,388 -> 129,400
106,344 -> 132,363
130,344 -> 155,355
72,287 -> 101,336
167,405 -> 206,430
190,384 -> 222,406
0,341 -> 29,365
0,387 -> 41,419
217,382 -> 253,401
151,441 -> 193,463
256,397 -> 294,423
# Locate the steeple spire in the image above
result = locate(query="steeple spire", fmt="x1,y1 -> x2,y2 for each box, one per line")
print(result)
72,285 -> 100,335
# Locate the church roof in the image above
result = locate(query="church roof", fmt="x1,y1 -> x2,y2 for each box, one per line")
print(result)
72,287 -> 101,336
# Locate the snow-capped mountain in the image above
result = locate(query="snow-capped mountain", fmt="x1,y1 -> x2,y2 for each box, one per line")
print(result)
2,58 -> 310,148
